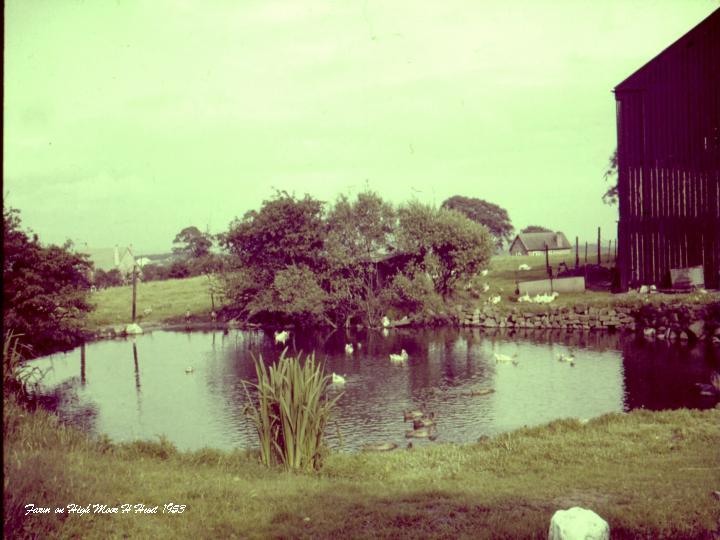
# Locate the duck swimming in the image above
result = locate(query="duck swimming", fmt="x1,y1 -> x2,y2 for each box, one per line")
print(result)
557,353 -> 575,365
185,367 -> 194,374
331,373 -> 346,385
345,343 -> 354,355
389,349 -> 409,362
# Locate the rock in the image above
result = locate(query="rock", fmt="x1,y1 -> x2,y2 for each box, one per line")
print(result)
548,507 -> 610,540
125,323 -> 143,335
687,320 -> 705,340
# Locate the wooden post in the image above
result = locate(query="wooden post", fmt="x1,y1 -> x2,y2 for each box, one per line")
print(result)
614,238 -> 618,261
80,344 -> 86,386
545,244 -> 551,278
597,227 -> 601,265
585,242 -> 588,264
132,342 -> 141,392
131,265 -> 137,323
575,236 -> 579,269
607,240 -> 612,264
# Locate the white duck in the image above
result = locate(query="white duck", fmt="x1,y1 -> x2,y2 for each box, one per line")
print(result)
480,269 -> 489,277
345,343 -> 354,354
331,373 -> 346,385
494,352 -> 518,364
518,264 -> 531,271
185,366 -> 194,374
489,295 -> 501,304
382,316 -> 390,328
389,349 -> 409,362
274,330 -> 290,344
482,283 -> 490,292
557,352 -> 575,365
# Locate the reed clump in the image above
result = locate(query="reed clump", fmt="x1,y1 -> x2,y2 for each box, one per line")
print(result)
243,350 -> 341,472
3,331 -> 44,400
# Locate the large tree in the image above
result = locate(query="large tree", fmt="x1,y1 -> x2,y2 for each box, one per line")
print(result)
173,226 -> 212,258
3,206 -> 93,355
397,203 -> 493,297
440,196 -> 513,249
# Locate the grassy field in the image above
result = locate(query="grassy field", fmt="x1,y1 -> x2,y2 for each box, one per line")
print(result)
86,275 -> 218,329
85,255 -> 719,332
4,396 -> 719,539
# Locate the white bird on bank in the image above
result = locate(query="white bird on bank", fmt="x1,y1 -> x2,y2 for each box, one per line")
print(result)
274,330 -> 290,344
480,269 -> 489,277
389,349 -> 409,362
345,343 -> 354,355
482,283 -> 490,292
332,373 -> 346,385
489,295 -> 501,304
382,316 -> 390,328
518,264 -> 531,271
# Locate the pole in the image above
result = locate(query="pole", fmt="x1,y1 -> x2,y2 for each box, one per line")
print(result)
575,236 -> 579,269
131,265 -> 137,323
585,242 -> 588,264
607,239 -> 611,264
545,244 -> 551,278
597,227 -> 601,265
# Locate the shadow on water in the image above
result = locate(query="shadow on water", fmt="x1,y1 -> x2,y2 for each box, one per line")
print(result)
29,328 -> 719,452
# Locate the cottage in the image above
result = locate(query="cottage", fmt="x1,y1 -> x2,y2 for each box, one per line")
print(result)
84,245 -> 137,282
615,9 -> 720,289
508,232 -> 572,256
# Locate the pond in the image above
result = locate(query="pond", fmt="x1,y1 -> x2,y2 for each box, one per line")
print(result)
29,328 -> 719,452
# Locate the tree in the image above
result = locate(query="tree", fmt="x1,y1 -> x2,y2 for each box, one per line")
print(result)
173,226 -> 212,258
324,191 -> 396,326
602,149 -> 618,205
521,225 -> 553,233
3,206 -> 93,355
94,268 -> 123,288
440,196 -> 514,249
397,203 -> 494,297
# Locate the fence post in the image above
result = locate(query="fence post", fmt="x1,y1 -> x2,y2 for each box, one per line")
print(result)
597,227 -> 601,265
575,236 -> 579,269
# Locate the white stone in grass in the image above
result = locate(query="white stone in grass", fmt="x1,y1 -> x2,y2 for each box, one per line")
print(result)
125,323 -> 143,335
548,507 -> 609,540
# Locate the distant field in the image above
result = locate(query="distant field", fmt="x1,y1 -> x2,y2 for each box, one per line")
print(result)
86,275 -> 218,329
87,253 -> 716,330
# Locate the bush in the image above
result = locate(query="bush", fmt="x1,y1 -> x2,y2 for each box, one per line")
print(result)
242,351 -> 341,472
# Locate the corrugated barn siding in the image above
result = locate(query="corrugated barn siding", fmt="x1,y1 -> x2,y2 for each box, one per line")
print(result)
615,9 -> 720,289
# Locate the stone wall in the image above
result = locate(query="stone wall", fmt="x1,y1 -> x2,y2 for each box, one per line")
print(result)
459,301 -> 720,342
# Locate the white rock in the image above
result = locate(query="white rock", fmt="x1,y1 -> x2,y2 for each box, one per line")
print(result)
125,323 -> 144,335
548,507 -> 609,540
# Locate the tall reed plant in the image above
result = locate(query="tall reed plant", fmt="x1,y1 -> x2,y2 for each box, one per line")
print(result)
242,350 -> 342,472
3,331 -> 43,400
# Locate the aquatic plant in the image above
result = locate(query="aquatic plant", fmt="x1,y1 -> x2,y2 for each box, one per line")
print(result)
242,350 -> 342,472
3,331 -> 44,399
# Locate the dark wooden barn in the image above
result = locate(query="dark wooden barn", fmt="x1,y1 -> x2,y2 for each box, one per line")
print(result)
615,9 -> 720,290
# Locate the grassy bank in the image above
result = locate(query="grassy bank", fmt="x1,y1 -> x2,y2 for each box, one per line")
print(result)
85,255 -> 719,333
4,397 -> 719,539
86,275 -> 217,329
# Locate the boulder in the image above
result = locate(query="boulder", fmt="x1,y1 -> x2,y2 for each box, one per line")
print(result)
687,320 -> 705,340
548,507 -> 610,540
125,323 -> 144,335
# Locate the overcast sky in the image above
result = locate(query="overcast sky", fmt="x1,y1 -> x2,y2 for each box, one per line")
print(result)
5,0 -> 718,254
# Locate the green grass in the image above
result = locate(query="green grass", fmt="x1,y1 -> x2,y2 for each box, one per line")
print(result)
4,397 -> 719,539
86,275 -> 218,329
85,256 -> 719,332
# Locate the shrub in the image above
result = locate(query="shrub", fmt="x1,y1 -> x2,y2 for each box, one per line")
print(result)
242,351 -> 341,472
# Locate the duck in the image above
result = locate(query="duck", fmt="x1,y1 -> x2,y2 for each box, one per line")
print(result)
480,269 -> 489,277
389,349 -> 409,362
403,409 -> 426,422
482,283 -> 490,292
518,264 -> 531,271
345,343 -> 354,355
494,352 -> 517,364
557,353 -> 575,365
489,295 -> 501,304
185,367 -> 194,374
274,330 -> 290,344
405,427 -> 438,440
331,372 -> 346,385
412,413 -> 436,429
382,316 -> 390,328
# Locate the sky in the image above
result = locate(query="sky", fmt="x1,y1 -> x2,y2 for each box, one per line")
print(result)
4,0 -> 719,254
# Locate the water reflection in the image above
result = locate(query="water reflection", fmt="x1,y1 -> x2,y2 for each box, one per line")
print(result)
30,329 -> 719,452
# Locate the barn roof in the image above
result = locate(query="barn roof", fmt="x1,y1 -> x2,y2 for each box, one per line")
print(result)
614,8 -> 720,93
514,232 -> 571,252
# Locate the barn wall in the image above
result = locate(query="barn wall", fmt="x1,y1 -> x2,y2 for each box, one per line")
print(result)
616,10 -> 720,289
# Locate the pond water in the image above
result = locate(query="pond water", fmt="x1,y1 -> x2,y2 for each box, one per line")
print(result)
30,328 -> 719,452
